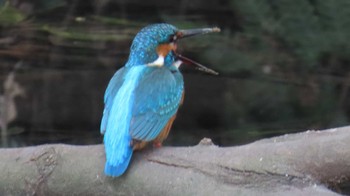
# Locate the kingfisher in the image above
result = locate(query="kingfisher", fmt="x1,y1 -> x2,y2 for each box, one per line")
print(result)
100,23 -> 220,177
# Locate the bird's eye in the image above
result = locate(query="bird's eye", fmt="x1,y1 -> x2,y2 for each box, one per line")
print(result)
169,34 -> 177,42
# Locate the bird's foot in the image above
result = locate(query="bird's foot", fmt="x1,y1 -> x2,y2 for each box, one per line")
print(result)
153,141 -> 162,148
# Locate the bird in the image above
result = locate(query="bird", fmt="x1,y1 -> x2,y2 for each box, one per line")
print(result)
100,23 -> 220,177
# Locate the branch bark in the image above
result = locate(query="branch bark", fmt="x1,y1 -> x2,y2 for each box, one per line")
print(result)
1,126 -> 349,195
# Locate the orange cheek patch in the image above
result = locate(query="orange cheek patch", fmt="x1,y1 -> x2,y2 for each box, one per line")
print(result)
156,43 -> 176,57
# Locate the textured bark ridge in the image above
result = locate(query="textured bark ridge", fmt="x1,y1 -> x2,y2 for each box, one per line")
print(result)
0,126 -> 349,195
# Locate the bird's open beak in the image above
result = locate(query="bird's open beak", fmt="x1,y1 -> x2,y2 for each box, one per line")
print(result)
174,27 -> 220,75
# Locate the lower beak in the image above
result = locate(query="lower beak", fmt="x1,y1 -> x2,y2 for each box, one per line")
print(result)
174,52 -> 218,75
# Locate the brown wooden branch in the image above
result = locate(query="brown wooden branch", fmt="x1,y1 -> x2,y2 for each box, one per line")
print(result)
0,126 -> 349,195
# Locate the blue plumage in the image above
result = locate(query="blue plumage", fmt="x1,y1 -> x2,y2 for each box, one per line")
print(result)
126,24 -> 177,67
103,66 -> 147,176
131,66 -> 183,141
101,24 -> 182,177
100,23 -> 219,177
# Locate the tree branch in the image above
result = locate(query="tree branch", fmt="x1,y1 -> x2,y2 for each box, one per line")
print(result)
1,126 -> 349,195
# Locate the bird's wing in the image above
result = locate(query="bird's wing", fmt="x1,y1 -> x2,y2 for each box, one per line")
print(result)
100,67 -> 128,134
130,66 -> 184,141
101,66 -> 146,176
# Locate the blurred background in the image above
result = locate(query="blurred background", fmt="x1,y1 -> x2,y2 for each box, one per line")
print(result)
1,0 -> 350,148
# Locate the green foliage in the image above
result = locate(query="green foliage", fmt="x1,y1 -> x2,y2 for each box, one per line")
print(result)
226,0 -> 350,70
316,0 -> 350,56
41,25 -> 132,42
35,0 -> 67,13
194,0 -> 350,134
91,16 -> 145,26
0,2 -> 25,26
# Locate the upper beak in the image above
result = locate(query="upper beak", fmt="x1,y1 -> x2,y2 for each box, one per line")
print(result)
174,27 -> 220,75
177,27 -> 221,39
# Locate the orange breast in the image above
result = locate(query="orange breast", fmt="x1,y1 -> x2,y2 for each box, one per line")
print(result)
156,43 -> 177,57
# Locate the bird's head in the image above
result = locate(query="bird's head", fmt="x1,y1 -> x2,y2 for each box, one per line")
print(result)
126,23 -> 220,75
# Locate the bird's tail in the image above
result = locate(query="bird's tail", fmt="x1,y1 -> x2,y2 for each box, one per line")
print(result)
104,147 -> 133,177
103,124 -> 133,177
102,66 -> 146,177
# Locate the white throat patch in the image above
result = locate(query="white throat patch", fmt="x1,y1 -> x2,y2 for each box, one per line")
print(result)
147,55 -> 164,67
173,60 -> 182,68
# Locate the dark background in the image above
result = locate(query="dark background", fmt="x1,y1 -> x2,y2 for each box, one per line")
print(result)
1,0 -> 350,148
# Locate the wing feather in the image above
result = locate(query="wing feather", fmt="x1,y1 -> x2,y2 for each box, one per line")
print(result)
100,67 -> 128,134
130,66 -> 183,141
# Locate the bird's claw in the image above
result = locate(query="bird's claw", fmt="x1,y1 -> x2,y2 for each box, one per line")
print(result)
153,141 -> 162,148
